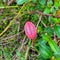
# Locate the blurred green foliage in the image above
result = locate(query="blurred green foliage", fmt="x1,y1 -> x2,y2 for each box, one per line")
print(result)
0,0 -> 60,60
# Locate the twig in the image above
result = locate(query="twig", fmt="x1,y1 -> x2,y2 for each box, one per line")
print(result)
19,36 -> 26,52
7,0 -> 14,5
54,32 -> 57,42
36,14 -> 42,28
36,10 -> 60,18
41,20 -> 47,27
0,6 -> 18,9
25,47 -> 29,60
1,30 -> 24,40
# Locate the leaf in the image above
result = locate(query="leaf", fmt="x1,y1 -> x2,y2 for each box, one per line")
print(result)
16,0 -> 28,5
49,16 -> 60,23
54,0 -> 59,9
37,26 -> 43,33
50,6 -> 56,14
41,33 -> 50,41
48,40 -> 60,53
39,0 -> 46,5
54,58 -> 60,60
47,0 -> 53,7
31,14 -> 38,22
38,38 -> 47,45
44,27 -> 54,36
54,52 -> 60,58
32,0 -> 36,3
54,25 -> 60,38
43,7 -> 51,14
40,45 -> 52,59
16,50 -> 21,57
24,21 -> 36,40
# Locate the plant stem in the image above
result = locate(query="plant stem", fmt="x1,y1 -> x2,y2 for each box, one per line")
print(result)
0,6 -> 18,9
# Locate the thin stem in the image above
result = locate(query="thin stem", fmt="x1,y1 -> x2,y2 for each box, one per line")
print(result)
36,10 -> 60,18
25,47 -> 29,60
25,40 -> 31,60
36,14 -> 42,28
0,6 -> 18,9
41,20 -> 47,27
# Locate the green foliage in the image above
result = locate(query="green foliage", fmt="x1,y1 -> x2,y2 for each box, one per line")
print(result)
16,0 -> 28,5
54,25 -> 60,38
0,0 -> 60,60
49,17 -> 60,23
43,7 -> 51,14
48,40 -> 60,53
3,47 -> 12,60
44,27 -> 54,36
39,45 -> 52,59
39,39 -> 52,59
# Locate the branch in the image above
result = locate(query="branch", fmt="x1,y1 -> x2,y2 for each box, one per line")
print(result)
36,10 -> 60,18
25,47 -> 29,60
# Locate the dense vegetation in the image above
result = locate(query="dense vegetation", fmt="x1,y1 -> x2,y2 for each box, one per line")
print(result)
0,0 -> 60,60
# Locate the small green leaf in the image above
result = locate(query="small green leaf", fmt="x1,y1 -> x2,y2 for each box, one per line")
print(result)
32,0 -> 36,3
16,50 -> 21,57
49,16 -> 59,23
16,0 -> 28,5
40,45 -> 52,59
54,25 -> 60,38
47,0 -> 53,7
44,27 -> 54,36
31,14 -> 38,22
39,0 -> 46,5
38,38 -> 47,45
48,40 -> 60,53
41,33 -> 50,41
44,7 -> 51,14
55,58 -> 60,60
54,52 -> 60,58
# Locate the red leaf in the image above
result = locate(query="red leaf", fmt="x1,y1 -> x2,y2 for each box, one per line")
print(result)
24,21 -> 36,40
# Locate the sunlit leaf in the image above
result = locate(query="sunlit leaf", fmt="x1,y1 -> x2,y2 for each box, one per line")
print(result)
16,0 -> 28,5
54,25 -> 60,38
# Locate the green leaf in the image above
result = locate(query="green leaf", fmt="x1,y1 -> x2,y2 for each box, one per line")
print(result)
16,50 -> 21,57
54,52 -> 60,58
43,7 -> 51,14
39,0 -> 46,5
51,6 -> 56,14
40,45 -> 52,59
16,0 -> 28,5
38,38 -> 47,45
32,0 -> 36,3
44,27 -> 54,36
48,40 -> 60,53
54,25 -> 60,38
37,26 -> 43,33
31,14 -> 38,22
47,0 -> 53,7
54,0 -> 59,9
54,58 -> 60,60
41,33 -> 50,41
49,16 -> 59,23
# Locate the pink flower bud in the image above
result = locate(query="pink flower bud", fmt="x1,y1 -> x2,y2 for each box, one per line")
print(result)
24,21 -> 36,40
